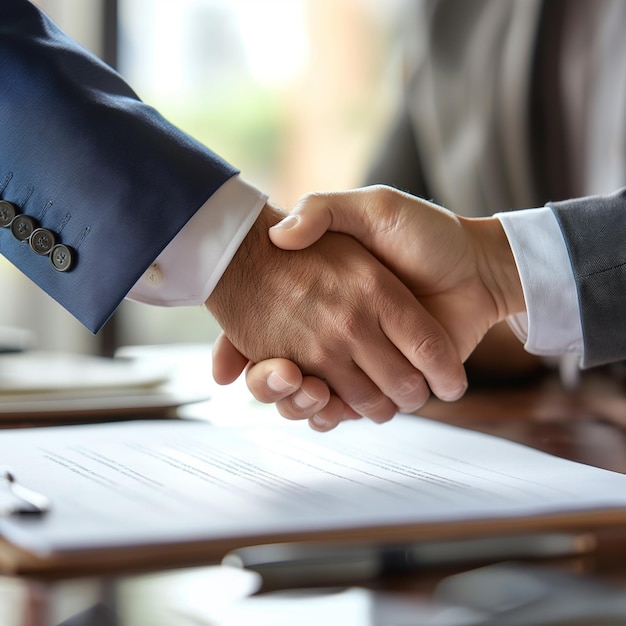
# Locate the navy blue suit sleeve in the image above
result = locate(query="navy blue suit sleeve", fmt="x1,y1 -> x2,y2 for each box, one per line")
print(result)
0,0 -> 239,332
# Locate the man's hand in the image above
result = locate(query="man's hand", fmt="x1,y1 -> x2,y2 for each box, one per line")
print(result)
266,186 -> 522,361
206,201 -> 468,426
212,188 -> 525,428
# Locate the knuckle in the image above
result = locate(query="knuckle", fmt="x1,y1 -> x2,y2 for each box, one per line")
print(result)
303,342 -> 335,371
372,184 -> 395,203
331,306 -> 367,345
300,190 -> 327,209
346,387 -> 395,421
369,184 -> 400,213
389,371 -> 426,399
413,330 -> 451,365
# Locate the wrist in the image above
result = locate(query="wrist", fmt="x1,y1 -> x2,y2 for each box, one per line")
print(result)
205,202 -> 284,323
463,216 -> 526,322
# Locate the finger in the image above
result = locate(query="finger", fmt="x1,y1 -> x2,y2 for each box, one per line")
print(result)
321,359 -> 399,424
307,395 -> 349,432
247,361 -> 332,417
245,358 -> 303,403
269,375 -> 331,421
343,307 -> 432,414
212,333 -> 249,385
340,264 -> 466,407
351,332 -> 431,414
379,294 -> 468,403
269,190 -> 377,251
313,270 -> 431,417
269,196 -> 331,250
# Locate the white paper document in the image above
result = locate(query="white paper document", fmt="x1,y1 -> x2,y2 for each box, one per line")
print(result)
1,415 -> 626,557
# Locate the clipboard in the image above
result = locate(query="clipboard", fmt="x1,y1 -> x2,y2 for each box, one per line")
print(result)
1,416 -> 626,578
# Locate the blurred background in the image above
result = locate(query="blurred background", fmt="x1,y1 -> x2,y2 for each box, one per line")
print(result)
3,0 -> 408,355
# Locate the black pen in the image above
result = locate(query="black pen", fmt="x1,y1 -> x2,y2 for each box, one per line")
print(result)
222,533 -> 595,589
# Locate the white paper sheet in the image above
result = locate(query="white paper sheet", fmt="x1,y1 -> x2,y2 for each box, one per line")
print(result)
0,351 -> 169,394
1,415 -> 626,556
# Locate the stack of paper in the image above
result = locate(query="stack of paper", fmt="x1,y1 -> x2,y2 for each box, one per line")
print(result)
1,414 -> 626,575
0,351 -> 208,423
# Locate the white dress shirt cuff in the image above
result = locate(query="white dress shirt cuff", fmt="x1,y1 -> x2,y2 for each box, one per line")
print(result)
127,176 -> 267,307
495,207 -> 584,358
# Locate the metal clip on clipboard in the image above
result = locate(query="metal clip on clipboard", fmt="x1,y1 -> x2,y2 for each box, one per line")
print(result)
0,466 -> 50,516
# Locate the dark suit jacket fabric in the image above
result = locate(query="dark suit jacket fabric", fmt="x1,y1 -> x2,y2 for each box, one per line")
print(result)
549,189 -> 626,368
0,0 -> 238,332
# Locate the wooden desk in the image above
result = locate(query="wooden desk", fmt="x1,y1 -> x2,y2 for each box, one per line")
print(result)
3,367 -> 626,625
420,368 -> 626,589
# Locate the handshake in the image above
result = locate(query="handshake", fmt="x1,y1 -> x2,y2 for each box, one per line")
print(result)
206,185 -> 526,432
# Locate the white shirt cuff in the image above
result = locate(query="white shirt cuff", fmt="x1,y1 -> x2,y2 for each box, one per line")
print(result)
495,207 -> 584,358
127,176 -> 267,307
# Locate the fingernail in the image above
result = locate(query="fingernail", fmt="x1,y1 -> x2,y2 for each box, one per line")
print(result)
267,371 -> 294,393
310,415 -> 328,429
399,401 -> 425,414
441,382 -> 468,402
293,388 -> 318,409
271,215 -> 299,230
397,390 -> 429,414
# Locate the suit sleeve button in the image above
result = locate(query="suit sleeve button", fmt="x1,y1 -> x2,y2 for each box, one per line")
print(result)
10,215 -> 37,241
0,201 -> 17,227
50,244 -> 74,272
29,228 -> 57,255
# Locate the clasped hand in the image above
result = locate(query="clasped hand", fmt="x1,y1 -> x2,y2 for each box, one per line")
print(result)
209,186 -> 522,431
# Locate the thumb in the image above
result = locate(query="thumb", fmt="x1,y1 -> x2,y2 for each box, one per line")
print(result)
269,190 -> 371,250
212,332 -> 249,385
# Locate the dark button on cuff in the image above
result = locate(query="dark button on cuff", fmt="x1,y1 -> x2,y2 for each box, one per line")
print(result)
1,199 -> 77,272
0,201 -> 17,227
29,228 -> 57,255
50,244 -> 74,272
10,214 -> 37,241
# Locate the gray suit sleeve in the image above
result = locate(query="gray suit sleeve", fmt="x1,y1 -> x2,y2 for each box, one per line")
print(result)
549,188 -> 626,367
